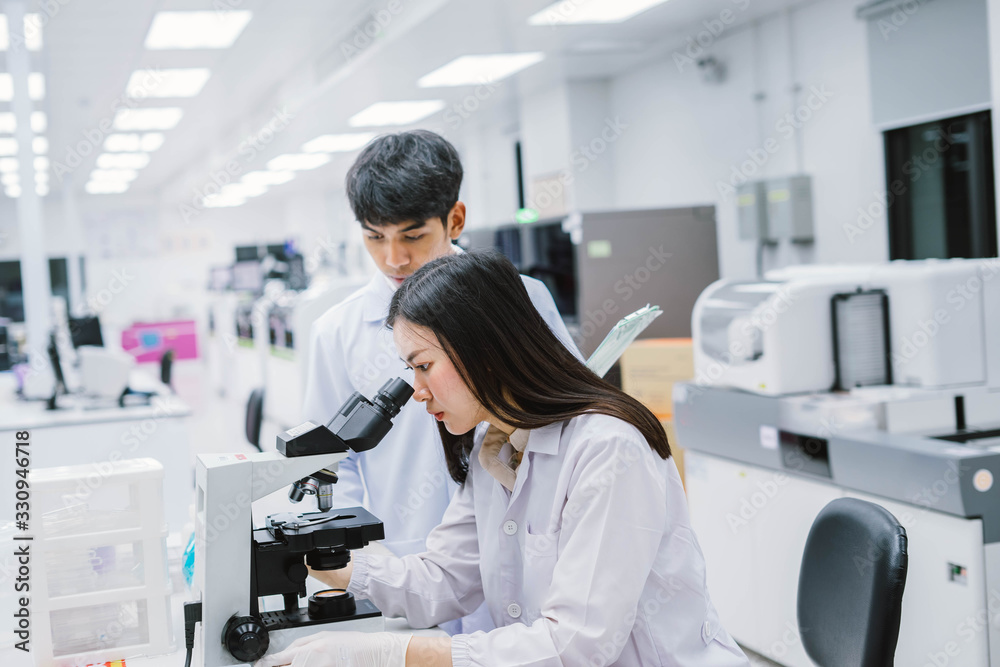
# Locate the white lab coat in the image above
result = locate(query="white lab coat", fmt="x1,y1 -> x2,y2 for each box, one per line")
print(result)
302,270 -> 580,557
347,413 -> 751,667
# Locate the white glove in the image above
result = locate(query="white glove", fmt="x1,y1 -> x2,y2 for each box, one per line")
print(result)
256,631 -> 411,667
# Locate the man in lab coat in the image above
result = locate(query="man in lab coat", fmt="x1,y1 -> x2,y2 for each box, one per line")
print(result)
301,131 -> 579,619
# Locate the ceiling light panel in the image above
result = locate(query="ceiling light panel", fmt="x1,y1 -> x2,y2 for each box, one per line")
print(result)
145,11 -> 253,49
220,183 -> 267,198
203,193 -> 246,208
0,158 -> 18,173
104,133 -> 165,152
126,68 -> 212,98
32,137 -> 47,154
33,156 -> 48,171
113,108 -> 183,131
0,73 -> 46,101
266,154 -> 331,171
5,184 -> 20,198
528,0 -> 670,25
242,170 -> 295,186
90,168 -> 138,182
302,133 -> 376,153
0,14 -> 43,51
96,153 -> 151,169
85,181 -> 129,194
0,112 -> 43,133
418,53 -> 545,87
1,173 -> 17,185
348,101 -> 446,127
0,138 -> 17,156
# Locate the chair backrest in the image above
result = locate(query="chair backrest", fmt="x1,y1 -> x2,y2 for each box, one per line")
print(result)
798,497 -> 908,667
245,388 -> 265,451
160,349 -> 174,387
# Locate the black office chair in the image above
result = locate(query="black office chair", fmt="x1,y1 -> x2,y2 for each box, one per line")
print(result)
160,349 -> 174,389
798,498 -> 908,667
245,388 -> 265,452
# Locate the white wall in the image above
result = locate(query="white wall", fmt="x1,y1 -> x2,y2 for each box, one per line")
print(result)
607,0 -> 886,278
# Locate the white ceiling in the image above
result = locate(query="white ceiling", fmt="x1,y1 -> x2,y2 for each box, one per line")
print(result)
0,0 -> 813,207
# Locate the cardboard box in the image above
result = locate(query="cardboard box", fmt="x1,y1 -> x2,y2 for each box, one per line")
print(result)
620,338 -> 694,419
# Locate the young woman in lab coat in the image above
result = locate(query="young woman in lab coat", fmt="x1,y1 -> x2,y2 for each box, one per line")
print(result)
262,250 -> 750,667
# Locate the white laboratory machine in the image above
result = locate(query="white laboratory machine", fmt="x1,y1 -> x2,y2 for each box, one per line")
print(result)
675,258 -> 1000,666
263,273 -> 367,433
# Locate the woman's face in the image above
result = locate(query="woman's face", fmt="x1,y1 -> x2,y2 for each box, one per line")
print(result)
393,318 -> 491,435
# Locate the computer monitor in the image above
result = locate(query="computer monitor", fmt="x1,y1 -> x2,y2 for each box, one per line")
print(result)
231,260 -> 264,293
235,245 -> 261,262
209,266 -> 232,291
266,243 -> 291,263
68,316 -> 104,348
0,261 -> 24,322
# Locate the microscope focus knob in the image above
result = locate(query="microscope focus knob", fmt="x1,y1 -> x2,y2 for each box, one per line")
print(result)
223,615 -> 269,663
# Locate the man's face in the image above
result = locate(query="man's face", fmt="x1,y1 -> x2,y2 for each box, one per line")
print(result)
361,202 -> 465,287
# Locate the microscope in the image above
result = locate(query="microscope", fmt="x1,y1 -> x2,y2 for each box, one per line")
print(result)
191,378 -> 413,666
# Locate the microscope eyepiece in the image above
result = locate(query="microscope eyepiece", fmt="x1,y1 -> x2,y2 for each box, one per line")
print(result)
372,378 -> 414,418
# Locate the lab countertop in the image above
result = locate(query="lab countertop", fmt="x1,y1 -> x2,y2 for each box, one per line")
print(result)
0,394 -> 191,430
0,369 -> 190,431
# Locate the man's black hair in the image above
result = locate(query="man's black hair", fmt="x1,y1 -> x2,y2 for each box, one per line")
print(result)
345,130 -> 463,228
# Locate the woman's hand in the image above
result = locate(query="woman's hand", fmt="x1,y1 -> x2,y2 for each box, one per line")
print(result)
308,556 -> 353,590
256,631 -> 410,667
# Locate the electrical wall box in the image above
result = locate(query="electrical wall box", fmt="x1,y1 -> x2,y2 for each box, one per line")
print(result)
736,181 -> 772,242
766,175 -> 814,242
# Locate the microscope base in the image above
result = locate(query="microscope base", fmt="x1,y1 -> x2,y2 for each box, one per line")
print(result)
260,599 -> 386,655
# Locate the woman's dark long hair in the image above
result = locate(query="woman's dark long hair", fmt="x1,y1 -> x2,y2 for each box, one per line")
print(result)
387,249 -> 670,484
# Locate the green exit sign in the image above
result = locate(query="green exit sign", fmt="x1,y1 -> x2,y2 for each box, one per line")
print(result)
515,208 -> 540,225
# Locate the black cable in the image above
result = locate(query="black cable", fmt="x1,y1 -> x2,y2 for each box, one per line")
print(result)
183,601 -> 202,667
